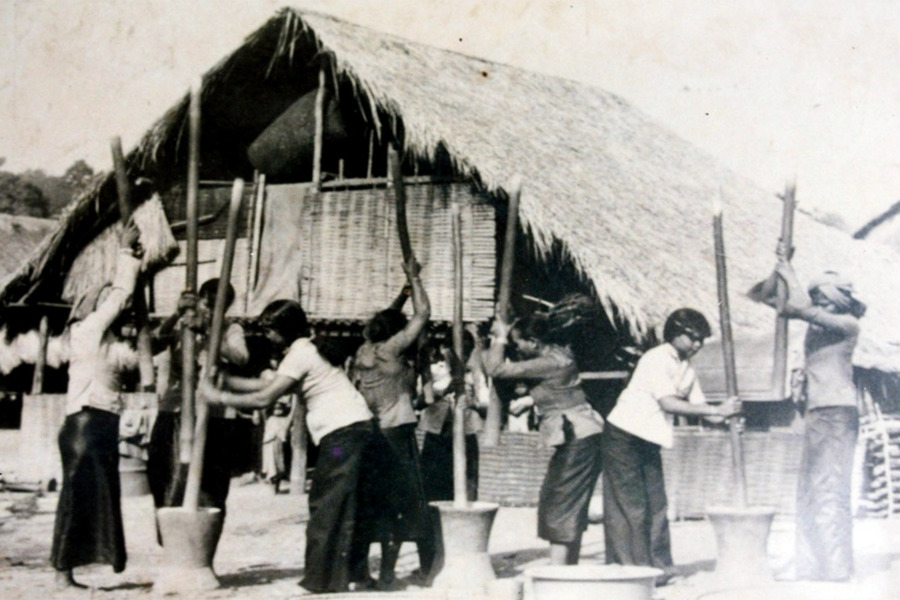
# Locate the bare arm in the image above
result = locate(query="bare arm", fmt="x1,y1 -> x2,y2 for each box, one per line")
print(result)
658,396 -> 741,419
199,374 -> 297,410
383,258 -> 431,354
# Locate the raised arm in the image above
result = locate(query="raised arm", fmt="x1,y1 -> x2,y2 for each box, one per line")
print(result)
85,222 -> 143,334
383,258 -> 431,354
775,260 -> 860,335
481,319 -> 561,380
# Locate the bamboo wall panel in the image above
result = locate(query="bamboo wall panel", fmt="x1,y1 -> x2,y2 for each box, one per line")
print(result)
247,181 -> 496,321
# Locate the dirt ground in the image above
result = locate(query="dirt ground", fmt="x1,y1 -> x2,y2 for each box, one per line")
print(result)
1,429 -> 899,599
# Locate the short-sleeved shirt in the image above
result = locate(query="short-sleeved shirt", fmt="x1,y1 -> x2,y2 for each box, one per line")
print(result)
607,343 -> 705,449
277,338 -> 373,445
804,316 -> 859,410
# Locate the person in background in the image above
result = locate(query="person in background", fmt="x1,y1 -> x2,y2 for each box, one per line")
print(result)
482,312 -> 604,566
419,327 -> 488,503
146,279 -> 249,536
350,258 -> 434,588
761,246 -> 865,582
50,220 -> 143,590
602,308 -> 740,585
261,396 -> 293,493
198,300 -> 382,595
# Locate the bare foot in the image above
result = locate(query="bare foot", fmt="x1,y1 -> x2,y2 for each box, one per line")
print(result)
55,569 -> 88,591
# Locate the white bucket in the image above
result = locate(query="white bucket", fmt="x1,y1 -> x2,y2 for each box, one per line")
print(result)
525,565 -> 662,600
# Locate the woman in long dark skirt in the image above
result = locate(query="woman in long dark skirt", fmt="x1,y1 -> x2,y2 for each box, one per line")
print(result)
51,222 -> 143,590
350,258 -> 434,587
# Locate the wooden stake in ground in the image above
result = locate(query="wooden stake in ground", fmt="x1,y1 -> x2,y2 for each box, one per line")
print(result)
484,175 -> 522,447
772,184 -> 796,399
183,179 -> 244,509
712,195 -> 747,507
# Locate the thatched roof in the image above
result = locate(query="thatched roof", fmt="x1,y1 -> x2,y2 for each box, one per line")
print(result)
855,199 -> 900,248
0,214 -> 55,284
2,8 -> 899,371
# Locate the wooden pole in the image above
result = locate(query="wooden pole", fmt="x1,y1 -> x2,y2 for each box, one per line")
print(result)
484,174 -> 522,447
183,178 -> 244,509
111,136 -> 155,391
30,315 -> 49,394
248,173 -> 266,301
288,397 -> 308,495
496,175 -> 522,323
772,184 -> 797,398
366,131 -> 374,179
180,81 -> 202,465
713,197 -> 747,507
388,147 -> 413,262
451,202 -> 467,508
312,66 -> 326,187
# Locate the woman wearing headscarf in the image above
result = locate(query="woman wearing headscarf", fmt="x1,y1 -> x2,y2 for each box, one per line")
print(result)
50,221 -> 143,590
482,312 -> 604,566
763,246 -> 865,582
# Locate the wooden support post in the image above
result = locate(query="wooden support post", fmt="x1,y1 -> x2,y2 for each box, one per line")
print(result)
30,315 -> 49,394
111,136 -> 155,391
772,184 -> 796,398
312,66 -> 326,187
180,81 -> 202,465
451,202 -> 467,508
248,173 -> 266,303
289,397 -> 308,495
713,197 -> 747,507
366,131 -> 374,179
183,178 -> 244,510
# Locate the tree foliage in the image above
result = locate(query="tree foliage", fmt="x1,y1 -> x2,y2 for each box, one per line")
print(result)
0,171 -> 51,217
0,159 -> 97,218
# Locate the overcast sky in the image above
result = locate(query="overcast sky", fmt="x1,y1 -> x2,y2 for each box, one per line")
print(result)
2,0 -> 898,229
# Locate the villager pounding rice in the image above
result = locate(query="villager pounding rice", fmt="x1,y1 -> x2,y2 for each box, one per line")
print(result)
146,279 -> 249,536
755,244 -> 866,581
197,300 -> 387,595
482,311 -> 605,566
50,221 -> 144,590
601,308 -> 741,585
349,257 -> 435,588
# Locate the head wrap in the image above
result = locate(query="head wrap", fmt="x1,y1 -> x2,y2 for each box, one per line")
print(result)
808,271 -> 867,318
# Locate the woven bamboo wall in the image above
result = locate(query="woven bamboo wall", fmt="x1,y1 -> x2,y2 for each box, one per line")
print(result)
248,181 -> 496,321
474,429 -> 804,517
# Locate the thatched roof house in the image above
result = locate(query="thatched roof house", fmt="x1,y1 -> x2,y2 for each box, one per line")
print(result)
2,8 -> 899,373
